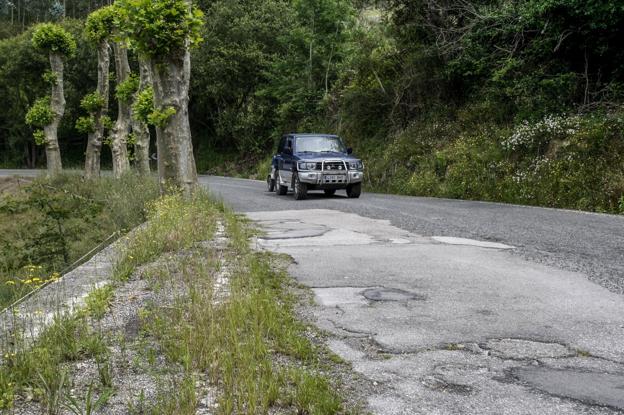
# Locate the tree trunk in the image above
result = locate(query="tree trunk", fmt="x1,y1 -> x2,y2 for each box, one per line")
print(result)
84,40 -> 110,179
111,41 -> 131,178
149,47 -> 197,195
131,57 -> 152,175
44,52 -> 65,175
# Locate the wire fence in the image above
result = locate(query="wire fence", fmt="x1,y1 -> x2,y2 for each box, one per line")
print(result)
0,231 -> 121,354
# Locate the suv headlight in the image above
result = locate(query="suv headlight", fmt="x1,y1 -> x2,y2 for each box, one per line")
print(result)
298,162 -> 317,171
349,160 -> 364,170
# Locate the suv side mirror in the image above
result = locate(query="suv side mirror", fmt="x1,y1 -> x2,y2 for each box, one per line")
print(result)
283,147 -> 292,155
346,147 -> 353,154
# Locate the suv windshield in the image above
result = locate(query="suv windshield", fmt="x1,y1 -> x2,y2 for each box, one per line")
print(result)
295,136 -> 346,153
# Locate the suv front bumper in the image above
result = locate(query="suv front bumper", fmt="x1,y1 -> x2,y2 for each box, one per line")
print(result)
297,170 -> 363,188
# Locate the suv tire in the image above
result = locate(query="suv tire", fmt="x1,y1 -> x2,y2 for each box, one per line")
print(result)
267,174 -> 275,192
346,183 -> 361,198
293,173 -> 308,200
276,173 -> 288,195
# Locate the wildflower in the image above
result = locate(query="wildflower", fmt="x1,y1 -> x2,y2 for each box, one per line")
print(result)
5,281 -> 15,286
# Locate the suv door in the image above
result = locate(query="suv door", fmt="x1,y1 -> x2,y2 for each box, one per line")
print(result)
280,136 -> 294,185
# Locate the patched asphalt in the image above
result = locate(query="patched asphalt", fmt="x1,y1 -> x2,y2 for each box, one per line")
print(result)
200,175 -> 624,295
3,171 -> 624,413
196,176 -> 624,414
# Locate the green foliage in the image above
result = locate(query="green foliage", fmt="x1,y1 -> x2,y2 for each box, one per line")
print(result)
42,70 -> 58,86
0,313 -> 110,412
84,5 -> 118,43
33,130 -> 46,145
131,86 -> 153,124
80,91 -> 104,113
25,96 -> 54,127
360,111 -> 624,213
147,106 -> 176,128
115,193 -> 350,413
0,174 -> 159,307
31,22 -> 77,56
75,115 -> 96,133
100,115 -> 113,130
115,73 -> 139,103
117,0 -> 204,58
82,284 -> 114,320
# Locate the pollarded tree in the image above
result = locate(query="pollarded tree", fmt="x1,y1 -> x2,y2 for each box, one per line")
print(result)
110,37 -> 132,178
130,58 -> 153,175
83,5 -> 116,179
118,0 -> 203,194
28,23 -> 76,175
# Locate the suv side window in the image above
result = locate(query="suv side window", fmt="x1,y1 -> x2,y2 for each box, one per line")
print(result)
277,137 -> 286,154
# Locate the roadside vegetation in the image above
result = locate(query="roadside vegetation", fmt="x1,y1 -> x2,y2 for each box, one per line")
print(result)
1,189 -> 363,414
2,0 -> 623,212
0,173 -> 158,308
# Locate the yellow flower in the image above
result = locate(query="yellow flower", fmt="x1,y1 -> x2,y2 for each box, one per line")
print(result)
23,279 -> 32,285
5,281 -> 15,286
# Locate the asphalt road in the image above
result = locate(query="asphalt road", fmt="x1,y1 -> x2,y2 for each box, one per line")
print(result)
200,175 -> 624,295
4,170 -> 624,413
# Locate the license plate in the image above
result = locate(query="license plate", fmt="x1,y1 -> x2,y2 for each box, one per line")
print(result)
323,175 -> 346,182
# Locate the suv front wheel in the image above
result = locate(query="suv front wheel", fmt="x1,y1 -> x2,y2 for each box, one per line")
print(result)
293,173 -> 308,200
346,183 -> 361,198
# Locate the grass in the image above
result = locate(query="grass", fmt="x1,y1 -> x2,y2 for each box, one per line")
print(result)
0,311 -> 110,411
82,284 -> 114,320
113,190 -> 357,414
0,186 -> 359,414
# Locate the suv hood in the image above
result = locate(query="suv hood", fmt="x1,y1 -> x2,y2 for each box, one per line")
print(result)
295,151 -> 359,161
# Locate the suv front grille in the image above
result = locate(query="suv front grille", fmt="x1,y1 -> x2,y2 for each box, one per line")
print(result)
323,161 -> 346,172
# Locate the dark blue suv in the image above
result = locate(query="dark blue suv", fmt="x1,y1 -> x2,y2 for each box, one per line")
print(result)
267,133 -> 364,200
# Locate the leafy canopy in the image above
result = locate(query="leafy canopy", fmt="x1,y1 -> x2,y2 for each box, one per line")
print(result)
75,115 -> 96,133
85,5 -> 118,43
117,0 -> 204,58
25,96 -> 54,127
80,91 -> 105,113
31,23 -> 77,56
115,73 -> 140,103
132,86 -> 154,124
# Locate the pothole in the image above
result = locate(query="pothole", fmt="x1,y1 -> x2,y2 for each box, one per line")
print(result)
485,338 -> 572,360
362,288 -> 425,302
512,367 -> 624,410
421,375 -> 474,396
